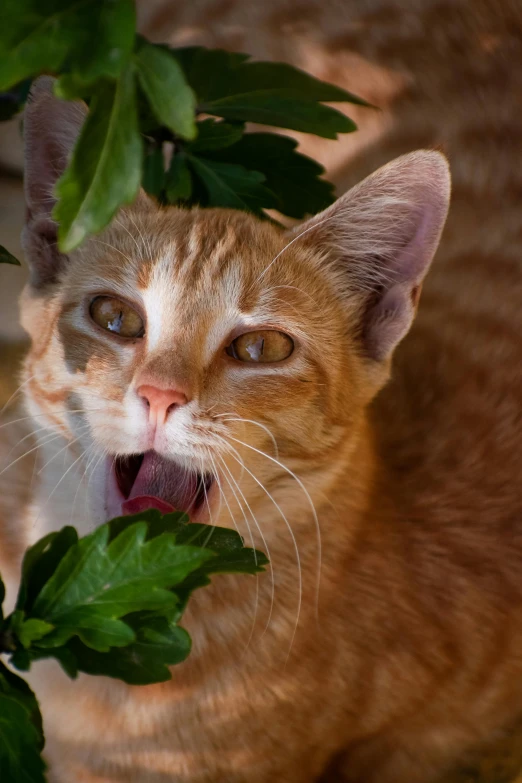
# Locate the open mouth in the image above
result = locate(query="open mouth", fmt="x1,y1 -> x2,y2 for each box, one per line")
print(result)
106,451 -> 213,520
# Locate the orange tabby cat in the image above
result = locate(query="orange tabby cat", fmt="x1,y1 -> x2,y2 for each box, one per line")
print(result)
0,33 -> 521,780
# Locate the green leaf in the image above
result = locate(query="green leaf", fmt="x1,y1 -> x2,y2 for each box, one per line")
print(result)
0,79 -> 31,121
54,67 -> 142,252
165,153 -> 193,202
16,526 -> 78,612
176,47 -> 368,105
0,0 -> 136,92
0,245 -> 21,265
204,95 -> 355,139
205,132 -> 335,218
0,575 -> 4,626
64,610 -> 191,684
30,522 -> 214,652
35,611 -> 136,652
172,47 -> 366,138
142,144 -> 165,200
7,611 -> 54,649
189,118 -> 245,152
187,155 -> 278,212
0,660 -> 46,782
134,41 -> 196,140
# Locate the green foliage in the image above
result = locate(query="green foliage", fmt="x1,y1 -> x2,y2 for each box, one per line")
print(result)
0,245 -> 21,265
134,40 -> 196,140
0,1 -> 369,256
54,66 -> 142,252
0,0 -> 136,90
0,510 -> 267,780
0,662 -> 46,783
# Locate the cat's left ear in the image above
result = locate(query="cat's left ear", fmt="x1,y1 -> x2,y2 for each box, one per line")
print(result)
293,150 -> 450,363
22,76 -> 87,287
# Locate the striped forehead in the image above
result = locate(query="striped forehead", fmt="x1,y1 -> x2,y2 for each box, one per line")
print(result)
141,241 -> 248,362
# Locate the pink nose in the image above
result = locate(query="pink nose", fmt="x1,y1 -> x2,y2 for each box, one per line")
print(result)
137,384 -> 188,425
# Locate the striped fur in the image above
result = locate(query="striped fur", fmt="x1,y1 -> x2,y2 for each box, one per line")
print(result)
1,1 -> 522,781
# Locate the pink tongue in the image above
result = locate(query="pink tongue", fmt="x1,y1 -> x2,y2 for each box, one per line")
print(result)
122,495 -> 175,515
123,451 -> 198,514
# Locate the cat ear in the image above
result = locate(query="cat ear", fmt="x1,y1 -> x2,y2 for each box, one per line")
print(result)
22,76 -> 87,287
294,151 -> 450,362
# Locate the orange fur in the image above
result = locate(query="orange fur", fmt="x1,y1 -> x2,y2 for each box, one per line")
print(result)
2,2 -> 522,781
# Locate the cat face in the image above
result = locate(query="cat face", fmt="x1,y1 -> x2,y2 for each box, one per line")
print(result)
20,201 -> 368,524
19,78 -> 450,528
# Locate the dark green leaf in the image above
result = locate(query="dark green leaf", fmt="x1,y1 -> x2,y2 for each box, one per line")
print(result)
134,41 -> 196,140
54,67 -> 142,252
189,119 -> 245,152
0,79 -> 31,121
0,245 -> 21,265
165,153 -> 193,202
0,660 -> 46,782
206,132 -> 335,218
142,144 -> 165,200
31,522 -> 213,652
0,0 -> 135,92
174,47 -> 368,105
11,645 -> 79,679
16,526 -> 78,612
203,95 -> 355,139
106,508 -> 190,543
0,576 -> 4,626
187,155 -> 278,212
64,610 -> 191,684
34,612 -> 135,652
7,611 -> 54,649
172,46 -> 365,138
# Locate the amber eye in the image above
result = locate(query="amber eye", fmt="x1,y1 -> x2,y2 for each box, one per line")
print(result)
226,330 -> 294,363
89,296 -> 144,338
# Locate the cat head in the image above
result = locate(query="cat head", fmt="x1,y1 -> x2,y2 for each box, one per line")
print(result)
20,77 -> 450,527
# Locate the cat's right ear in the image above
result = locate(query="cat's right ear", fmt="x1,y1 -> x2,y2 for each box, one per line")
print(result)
22,76 -> 87,288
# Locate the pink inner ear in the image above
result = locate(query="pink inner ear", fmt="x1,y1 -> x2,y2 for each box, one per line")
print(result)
289,151 -> 451,362
364,282 -> 416,362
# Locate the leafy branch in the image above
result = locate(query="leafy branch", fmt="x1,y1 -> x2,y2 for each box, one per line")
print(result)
0,0 -> 370,256
0,510 -> 267,781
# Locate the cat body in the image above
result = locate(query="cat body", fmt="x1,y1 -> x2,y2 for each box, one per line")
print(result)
2,10 -> 522,777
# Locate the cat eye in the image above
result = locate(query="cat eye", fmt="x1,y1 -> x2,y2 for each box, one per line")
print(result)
89,296 -> 145,339
226,330 -> 294,363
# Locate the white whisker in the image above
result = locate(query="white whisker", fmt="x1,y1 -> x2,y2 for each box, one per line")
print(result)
36,425 -> 91,475
228,435 -> 322,625
214,415 -> 279,458
0,373 -> 36,417
215,448 -> 275,643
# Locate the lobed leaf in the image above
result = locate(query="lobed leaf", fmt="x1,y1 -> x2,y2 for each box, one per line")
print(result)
134,41 -> 196,140
187,155 -> 278,213
189,118 -> 245,152
0,0 -> 135,92
171,46 -> 365,138
0,245 -> 21,265
0,79 -> 31,121
204,132 -> 336,218
165,153 -> 193,203
63,610 -> 192,684
54,67 -> 142,252
0,661 -> 46,782
30,522 -> 213,652
7,612 -> 54,650
16,527 -> 78,612
142,144 -> 166,200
